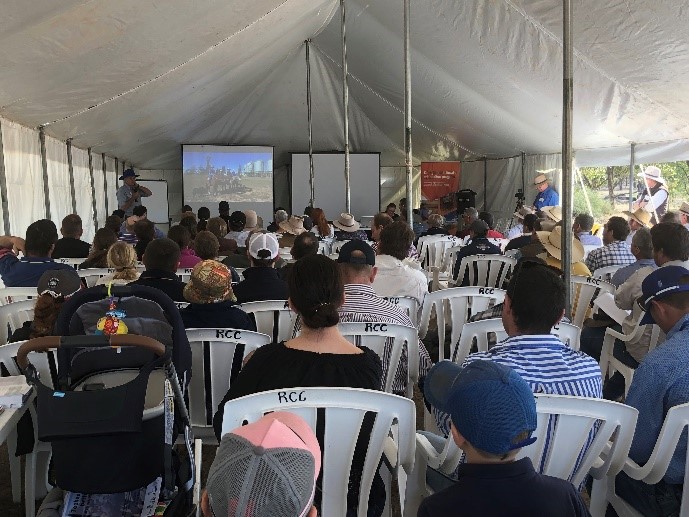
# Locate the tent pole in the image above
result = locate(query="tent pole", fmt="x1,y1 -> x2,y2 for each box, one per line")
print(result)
561,0 -> 574,316
404,0 -> 413,227
39,127 -> 52,221
0,120 -> 10,234
66,139 -> 77,214
87,148 -> 99,230
340,0 -> 351,213
521,151 -> 526,193
306,40 -> 315,208
628,143 -> 636,212
483,158 -> 488,210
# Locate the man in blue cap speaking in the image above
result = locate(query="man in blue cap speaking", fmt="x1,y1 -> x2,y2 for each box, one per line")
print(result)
117,168 -> 152,217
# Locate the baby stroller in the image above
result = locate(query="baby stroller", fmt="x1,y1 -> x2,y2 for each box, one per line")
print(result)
19,285 -> 195,516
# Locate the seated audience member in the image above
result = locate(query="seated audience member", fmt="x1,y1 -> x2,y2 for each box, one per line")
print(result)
585,216 -> 635,273
420,360 -> 590,517
429,260 -> 602,437
660,211 -> 681,224
336,240 -> 433,396
118,215 -> 140,244
278,231 -> 319,281
278,215 -> 307,248
133,219 -> 155,261
623,207 -> 652,244
104,214 -> 123,235
167,224 -> 201,268
218,200 -> 231,228
112,209 -> 126,220
194,230 -> 220,261
121,205 -> 165,239
610,227 -> 656,288
180,261 -> 255,331
614,266 -> 689,516
128,238 -> 186,302
197,206 -> 211,232
372,221 -> 428,305
310,207 -> 334,239
370,213 -> 393,249
0,219 -> 75,286
538,205 -> 562,231
457,207 -> 479,238
452,220 -> 502,285
201,412 -> 321,517
95,241 -> 140,286
244,209 -> 260,232
333,213 -> 368,241
536,226 -> 591,276
233,233 -> 288,303
182,204 -> 193,214
207,217 -> 235,254
505,213 -> 537,252
266,208 -> 288,233
179,213 -> 198,240
572,213 -> 602,246
506,207 -> 534,240
53,214 -> 91,259
418,214 -> 448,238
79,228 -> 117,269
478,211 -> 504,238
385,203 -> 399,220
225,210 -> 249,247
680,201 -> 689,230
302,215 -> 314,231
10,269 -> 82,342
303,205 -> 314,219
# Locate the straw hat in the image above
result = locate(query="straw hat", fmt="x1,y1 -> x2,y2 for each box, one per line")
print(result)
679,201 -> 689,216
183,260 -> 235,304
536,226 -> 584,263
243,210 -> 259,231
540,205 -> 562,222
533,174 -> 549,186
622,207 -> 652,228
333,213 -> 361,232
279,215 -> 306,236
637,165 -> 666,185
513,207 -> 534,220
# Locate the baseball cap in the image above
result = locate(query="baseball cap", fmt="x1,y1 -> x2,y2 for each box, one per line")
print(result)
207,412 -> 321,517
183,260 -> 235,304
425,360 -> 537,455
37,269 -> 82,299
337,239 -> 375,266
248,232 -> 279,260
638,266 -> 689,324
119,168 -> 139,180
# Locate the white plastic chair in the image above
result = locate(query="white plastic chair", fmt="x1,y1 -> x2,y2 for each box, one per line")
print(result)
600,402 -> 689,517
317,241 -> 332,255
454,254 -> 516,288
176,267 -> 194,283
487,237 -> 509,251
0,287 -> 38,306
54,258 -> 85,267
593,265 -> 623,283
338,322 -> 419,398
571,276 -> 616,329
407,394 -> 638,517
222,387 -> 416,517
0,299 -> 34,344
583,244 -> 602,260
77,267 -> 114,287
383,296 -> 419,326
599,320 -> 661,397
185,328 -> 271,507
419,287 -> 506,361
552,322 -> 582,350
240,299 -> 296,343
418,236 -> 459,272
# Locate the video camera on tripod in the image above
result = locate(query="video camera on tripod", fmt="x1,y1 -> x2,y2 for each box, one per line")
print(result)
514,188 -> 525,212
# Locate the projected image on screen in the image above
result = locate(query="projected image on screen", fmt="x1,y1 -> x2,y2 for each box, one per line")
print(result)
183,145 -> 273,206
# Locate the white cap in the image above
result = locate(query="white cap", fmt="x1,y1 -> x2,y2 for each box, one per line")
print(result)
248,232 -> 279,260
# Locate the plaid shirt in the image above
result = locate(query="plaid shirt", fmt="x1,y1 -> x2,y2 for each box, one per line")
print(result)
584,240 -> 635,273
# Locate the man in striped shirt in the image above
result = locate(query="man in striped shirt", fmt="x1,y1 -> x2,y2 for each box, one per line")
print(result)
431,259 -> 602,436
337,240 -> 433,396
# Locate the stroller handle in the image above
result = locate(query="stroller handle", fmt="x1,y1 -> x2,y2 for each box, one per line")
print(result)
16,335 -> 167,371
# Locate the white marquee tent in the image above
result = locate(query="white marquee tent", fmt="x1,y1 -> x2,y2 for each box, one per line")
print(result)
2,0 -> 689,240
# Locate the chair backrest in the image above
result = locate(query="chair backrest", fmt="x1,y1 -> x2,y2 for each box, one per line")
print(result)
185,328 -> 272,429
77,268 -> 115,287
317,241 -> 331,255
0,287 -> 38,306
552,322 -> 581,351
383,296 -> 420,326
455,254 -> 516,288
418,236 -> 460,272
419,287 -> 506,361
592,265 -> 623,283
55,257 -> 85,266
440,244 -> 464,278
570,276 -> 616,328
176,267 -> 194,283
240,299 -> 296,343
487,238 -> 509,251
0,340 -> 59,389
221,387 -> 415,517
0,300 -> 35,344
337,322 -> 419,397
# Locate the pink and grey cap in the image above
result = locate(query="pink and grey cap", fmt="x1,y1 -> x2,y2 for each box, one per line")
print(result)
248,232 -> 279,260
206,412 -> 321,517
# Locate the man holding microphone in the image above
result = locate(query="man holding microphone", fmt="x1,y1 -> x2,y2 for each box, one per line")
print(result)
117,169 -> 152,217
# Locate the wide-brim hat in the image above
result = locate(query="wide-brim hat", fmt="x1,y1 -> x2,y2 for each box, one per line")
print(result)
279,215 -> 306,236
243,209 -> 259,230
119,168 -> 139,180
536,226 -> 584,263
183,260 -> 235,304
541,205 -> 562,222
333,213 -> 361,232
513,207 -> 534,220
637,165 -> 666,185
533,173 -> 549,186
679,201 -> 689,216
622,207 -> 653,228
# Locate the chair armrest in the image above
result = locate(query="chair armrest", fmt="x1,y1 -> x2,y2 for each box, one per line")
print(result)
415,433 -> 443,470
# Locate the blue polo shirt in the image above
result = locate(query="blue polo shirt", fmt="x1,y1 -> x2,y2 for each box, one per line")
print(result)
533,186 -> 560,210
0,250 -> 76,287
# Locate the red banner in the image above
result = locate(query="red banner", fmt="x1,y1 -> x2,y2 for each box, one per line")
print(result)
420,162 -> 461,201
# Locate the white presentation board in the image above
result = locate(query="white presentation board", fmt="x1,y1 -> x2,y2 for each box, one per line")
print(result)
291,153 -> 380,219
136,180 -> 169,224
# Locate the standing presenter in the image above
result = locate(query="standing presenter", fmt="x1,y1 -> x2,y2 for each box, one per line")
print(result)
117,169 -> 152,217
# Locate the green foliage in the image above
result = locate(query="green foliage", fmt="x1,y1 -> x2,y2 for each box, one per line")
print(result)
573,186 -> 609,220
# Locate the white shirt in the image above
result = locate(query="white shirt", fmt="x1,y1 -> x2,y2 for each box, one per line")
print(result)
225,230 -> 250,247
506,224 -> 523,240
372,254 -> 428,306
637,189 -> 668,213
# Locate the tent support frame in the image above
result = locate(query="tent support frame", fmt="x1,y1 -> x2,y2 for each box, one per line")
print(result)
403,0 -> 413,226
39,127 -> 52,221
306,40 -> 315,208
561,0 -> 574,314
87,148 -> 99,230
66,139 -> 77,214
340,0 -> 351,213
628,143 -> 636,212
0,120 -> 10,234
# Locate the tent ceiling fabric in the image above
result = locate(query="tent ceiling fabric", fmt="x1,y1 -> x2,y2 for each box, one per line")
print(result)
1,0 -> 688,170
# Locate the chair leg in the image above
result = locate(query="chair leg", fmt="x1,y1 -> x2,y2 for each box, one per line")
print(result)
589,477 -> 608,517
7,428 -> 21,503
24,451 -> 36,517
34,447 -> 52,498
194,439 -> 203,517
404,445 -> 430,517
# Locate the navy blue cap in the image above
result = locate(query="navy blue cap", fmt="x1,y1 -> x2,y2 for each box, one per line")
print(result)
337,239 -> 375,266
638,266 -> 689,325
119,168 -> 139,180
